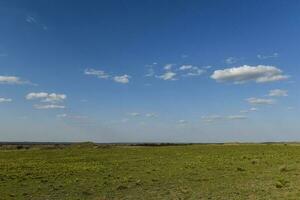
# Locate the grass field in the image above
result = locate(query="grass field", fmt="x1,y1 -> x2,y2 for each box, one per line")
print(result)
1,143 -> 300,199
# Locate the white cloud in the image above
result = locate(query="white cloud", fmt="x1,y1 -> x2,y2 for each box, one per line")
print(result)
250,107 -> 258,111
211,65 -> 289,84
85,69 -> 131,84
128,112 -> 140,117
26,16 -> 37,24
113,74 -> 130,84
0,76 -> 30,85
178,65 -> 206,77
246,97 -> 275,105
145,67 -> 155,77
121,118 -> 129,123
201,115 -> 223,122
240,107 -> 258,113
26,92 -> 66,103
145,113 -> 157,117
57,113 -> 87,119
26,92 -> 48,100
203,66 -> 213,69
185,67 -> 205,76
56,113 -> 67,118
181,54 -> 188,58
257,53 -> 278,59
164,64 -> 173,70
227,115 -> 247,120
202,114 -> 248,122
0,98 -> 12,103
178,120 -> 187,124
179,65 -> 193,70
268,89 -> 288,97
43,93 -> 67,103
240,110 -> 249,114
157,71 -> 176,80
34,104 -> 65,109
225,57 -> 239,64
26,15 -> 48,30
84,68 -> 110,79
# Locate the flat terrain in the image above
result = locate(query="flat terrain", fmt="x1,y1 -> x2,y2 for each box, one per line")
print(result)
1,143 -> 300,199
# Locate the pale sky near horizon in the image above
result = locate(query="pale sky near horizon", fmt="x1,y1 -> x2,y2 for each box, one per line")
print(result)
0,0 -> 299,142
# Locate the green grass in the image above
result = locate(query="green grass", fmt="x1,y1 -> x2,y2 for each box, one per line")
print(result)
1,144 -> 300,199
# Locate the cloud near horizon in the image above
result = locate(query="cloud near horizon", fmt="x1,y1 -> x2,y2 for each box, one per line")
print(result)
34,104 -> 65,109
201,114 -> 248,122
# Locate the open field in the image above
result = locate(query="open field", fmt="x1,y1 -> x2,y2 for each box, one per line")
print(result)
1,143 -> 300,199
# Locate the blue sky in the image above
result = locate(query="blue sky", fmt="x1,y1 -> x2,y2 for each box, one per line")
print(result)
0,0 -> 299,142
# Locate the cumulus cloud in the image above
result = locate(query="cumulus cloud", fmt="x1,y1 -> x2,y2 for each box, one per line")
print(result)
34,104 -> 65,109
26,92 -> 48,99
257,53 -> 278,59
26,92 -> 67,103
113,74 -> 130,84
43,93 -> 67,103
84,68 -> 110,79
211,65 -> 289,84
246,97 -> 275,105
268,89 -> 288,97
0,75 -> 31,85
157,71 -> 176,80
0,97 -> 12,103
26,92 -> 66,109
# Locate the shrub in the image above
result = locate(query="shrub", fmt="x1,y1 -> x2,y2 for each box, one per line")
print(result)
237,167 -> 246,171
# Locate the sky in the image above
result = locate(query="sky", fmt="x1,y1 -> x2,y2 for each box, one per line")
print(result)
0,0 -> 299,143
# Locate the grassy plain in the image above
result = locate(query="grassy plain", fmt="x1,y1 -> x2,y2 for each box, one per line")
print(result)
1,143 -> 300,199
